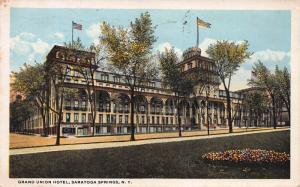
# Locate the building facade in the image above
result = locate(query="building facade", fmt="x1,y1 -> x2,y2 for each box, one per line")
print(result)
20,45 -> 276,136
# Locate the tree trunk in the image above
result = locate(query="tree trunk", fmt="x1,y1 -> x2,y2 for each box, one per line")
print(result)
176,96 -> 182,137
130,90 -> 135,141
287,105 -> 290,126
90,92 -> 96,136
272,97 -> 277,129
206,100 -> 210,135
225,89 -> 233,133
56,91 -> 64,145
41,109 -> 47,136
46,76 -> 50,137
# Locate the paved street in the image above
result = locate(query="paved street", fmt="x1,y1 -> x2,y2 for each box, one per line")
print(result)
10,127 -> 289,155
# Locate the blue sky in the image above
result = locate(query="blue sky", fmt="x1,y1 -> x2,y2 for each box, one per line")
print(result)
10,8 -> 291,90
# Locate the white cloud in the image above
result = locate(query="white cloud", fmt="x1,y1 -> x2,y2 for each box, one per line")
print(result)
11,36 -> 31,55
198,38 -> 246,57
157,42 -> 183,59
229,67 -> 252,91
31,39 -> 50,54
86,23 -> 101,45
18,32 -> 36,42
10,32 -> 50,64
198,38 -> 217,57
52,32 -> 65,40
248,49 -> 290,64
198,39 -> 290,64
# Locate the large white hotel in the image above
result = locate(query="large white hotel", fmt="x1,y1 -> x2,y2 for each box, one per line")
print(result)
20,45 -> 274,136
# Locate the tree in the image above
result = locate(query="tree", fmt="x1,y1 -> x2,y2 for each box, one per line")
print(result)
101,12 -> 158,141
11,63 -> 48,136
275,66 -> 290,124
10,96 -> 34,133
243,90 -> 268,128
206,40 -> 251,133
46,58 -> 72,145
159,48 -> 194,137
248,61 -> 278,129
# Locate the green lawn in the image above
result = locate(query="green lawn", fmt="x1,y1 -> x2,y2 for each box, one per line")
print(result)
10,130 -> 290,178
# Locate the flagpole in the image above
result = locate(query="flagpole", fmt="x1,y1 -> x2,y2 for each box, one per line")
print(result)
196,17 -> 199,48
72,21 -> 74,47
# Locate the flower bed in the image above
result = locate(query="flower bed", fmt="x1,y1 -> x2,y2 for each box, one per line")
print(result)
202,149 -> 289,165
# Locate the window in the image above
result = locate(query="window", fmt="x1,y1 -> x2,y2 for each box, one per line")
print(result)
101,74 -> 109,81
66,113 -> 71,123
114,76 -> 120,83
106,114 -> 110,124
181,66 -> 184,72
152,116 -> 155,124
65,99 -> 71,108
119,115 -> 123,124
99,114 -> 103,123
81,113 -> 86,123
149,82 -> 155,87
74,100 -> 79,108
140,105 -> 145,112
141,116 -> 145,125
88,113 -> 92,122
170,117 -> 173,125
106,103 -> 110,112
111,115 -> 116,124
125,115 -> 128,124
74,113 -> 79,122
124,104 -> 129,112
166,117 -> 169,125
81,101 -> 86,109
188,63 -> 192,69
157,117 -> 160,125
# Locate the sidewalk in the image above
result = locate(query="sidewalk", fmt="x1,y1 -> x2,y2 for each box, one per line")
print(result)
10,127 -> 289,155
10,127 -> 273,149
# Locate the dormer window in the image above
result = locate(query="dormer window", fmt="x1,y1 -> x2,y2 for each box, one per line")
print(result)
149,82 -> 155,87
114,76 -> 120,83
181,66 -> 184,72
188,63 -> 192,69
101,74 -> 109,81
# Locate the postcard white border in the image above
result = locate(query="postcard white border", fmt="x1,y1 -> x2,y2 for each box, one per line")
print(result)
1,0 -> 299,186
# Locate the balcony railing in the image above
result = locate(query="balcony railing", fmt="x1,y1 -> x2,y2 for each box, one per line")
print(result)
64,106 -> 87,111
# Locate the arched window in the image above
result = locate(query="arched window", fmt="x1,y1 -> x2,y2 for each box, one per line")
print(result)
64,89 -> 87,111
114,93 -> 130,113
78,89 -> 87,110
150,97 -> 163,114
134,95 -> 148,114
98,91 -> 110,112
165,98 -> 175,115
179,100 -> 190,116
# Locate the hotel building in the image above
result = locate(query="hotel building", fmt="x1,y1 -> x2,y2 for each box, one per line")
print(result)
20,45 -> 274,136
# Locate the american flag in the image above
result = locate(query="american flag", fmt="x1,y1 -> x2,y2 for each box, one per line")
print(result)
72,22 -> 82,30
197,18 -> 211,28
